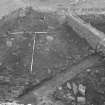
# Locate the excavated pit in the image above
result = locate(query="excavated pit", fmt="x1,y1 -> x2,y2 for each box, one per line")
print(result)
0,8 -> 105,105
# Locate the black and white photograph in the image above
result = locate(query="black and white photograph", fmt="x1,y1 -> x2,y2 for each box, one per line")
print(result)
0,0 -> 105,105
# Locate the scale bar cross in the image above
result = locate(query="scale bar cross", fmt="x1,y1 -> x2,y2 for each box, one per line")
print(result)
6,31 -> 48,73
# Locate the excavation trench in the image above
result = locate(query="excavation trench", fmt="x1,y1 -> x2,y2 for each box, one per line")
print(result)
0,8 -> 105,105
15,22 -> 103,105
79,14 -> 105,34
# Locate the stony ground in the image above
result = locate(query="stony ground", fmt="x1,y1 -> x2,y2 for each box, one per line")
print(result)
0,3 -> 105,105
0,7 -> 93,102
53,56 -> 105,105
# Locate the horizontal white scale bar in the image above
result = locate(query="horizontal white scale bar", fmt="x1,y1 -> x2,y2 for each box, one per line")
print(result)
9,31 -> 48,34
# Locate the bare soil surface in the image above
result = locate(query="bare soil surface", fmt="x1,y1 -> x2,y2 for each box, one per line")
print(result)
0,7 -> 93,102
0,7 -> 105,105
16,54 -> 102,104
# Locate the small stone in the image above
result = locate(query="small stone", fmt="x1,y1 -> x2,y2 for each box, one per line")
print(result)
67,82 -> 72,90
11,38 -> 15,40
25,81 -> 29,85
3,34 -> 7,37
78,84 -> 86,96
86,69 -> 91,72
48,68 -> 51,74
6,40 -> 12,47
72,83 -> 78,95
101,77 -> 105,82
58,86 -> 62,90
68,56 -> 72,60
4,77 -> 10,82
27,104 -> 32,105
55,101 -> 64,105
16,62 -> 19,65
77,97 -> 86,104
53,48 -> 57,52
75,55 -> 81,60
19,9 -> 26,17
46,36 -> 54,41
48,26 -> 55,30
36,79 -> 40,84
89,49 -> 95,54
28,43 -> 32,47
95,70 -> 99,73
0,76 -> 4,80
12,52 -> 17,55
63,95 -> 66,98
67,93 -> 75,100
6,66 -> 12,70
45,48 -> 50,52
0,62 -> 2,66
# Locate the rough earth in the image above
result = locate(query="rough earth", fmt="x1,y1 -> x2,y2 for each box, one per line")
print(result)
53,57 -> 105,105
0,7 -> 93,102
0,7 -> 105,105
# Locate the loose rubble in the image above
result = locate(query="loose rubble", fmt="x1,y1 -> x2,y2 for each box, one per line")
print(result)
53,62 -> 105,105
